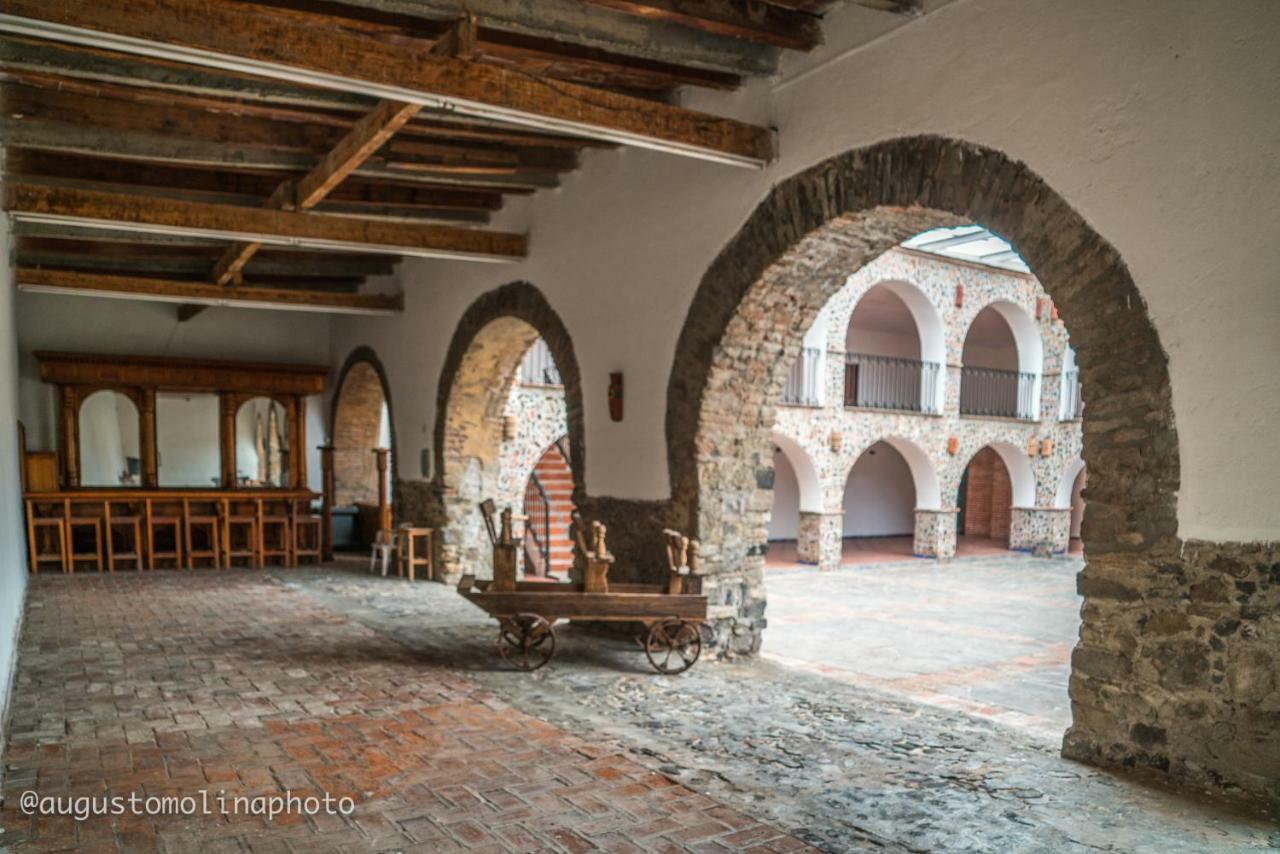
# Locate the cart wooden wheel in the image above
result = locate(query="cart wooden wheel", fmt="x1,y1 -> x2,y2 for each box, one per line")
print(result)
644,618 -> 702,674
497,613 -> 556,671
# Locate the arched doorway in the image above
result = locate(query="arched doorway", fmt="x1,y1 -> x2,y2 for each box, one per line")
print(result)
842,440 -> 918,562
330,348 -> 395,549
956,442 -> 1034,553
662,137 -> 1181,782
432,283 -> 584,583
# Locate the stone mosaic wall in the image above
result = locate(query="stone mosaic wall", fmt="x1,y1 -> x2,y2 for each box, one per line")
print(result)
496,383 -> 569,510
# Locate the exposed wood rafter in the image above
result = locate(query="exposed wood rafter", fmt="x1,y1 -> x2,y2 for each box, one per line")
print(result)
0,0 -> 775,167
577,1 -> 821,51
16,267 -> 404,315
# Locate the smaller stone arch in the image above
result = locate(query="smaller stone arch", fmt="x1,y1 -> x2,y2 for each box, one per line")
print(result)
772,431 -> 823,513
848,435 -> 942,511
330,347 -> 395,509
430,282 -> 584,582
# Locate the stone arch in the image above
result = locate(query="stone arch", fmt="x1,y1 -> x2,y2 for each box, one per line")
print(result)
961,300 -> 1043,418
663,136 -> 1182,783
431,282 -> 584,581
846,279 -> 947,412
330,346 -> 396,508
1055,457 -> 1087,510
846,435 -> 942,512
772,430 -> 823,513
957,440 -> 1036,509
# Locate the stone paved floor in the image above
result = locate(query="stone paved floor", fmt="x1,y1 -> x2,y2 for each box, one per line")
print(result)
279,561 -> 1276,853
2,565 -> 1275,853
763,555 -> 1082,740
0,573 -> 811,853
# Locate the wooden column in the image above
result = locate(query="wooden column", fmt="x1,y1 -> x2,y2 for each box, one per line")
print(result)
319,444 -> 335,561
218,392 -> 236,487
291,395 -> 308,489
373,447 -> 391,533
58,386 -> 77,488
139,387 -> 158,488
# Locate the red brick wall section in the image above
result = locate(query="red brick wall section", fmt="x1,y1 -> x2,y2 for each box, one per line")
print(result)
963,447 -> 1011,542
523,441 -> 575,575
333,361 -> 387,507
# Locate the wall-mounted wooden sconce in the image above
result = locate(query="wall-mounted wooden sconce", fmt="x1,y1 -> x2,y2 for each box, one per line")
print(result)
1027,438 -> 1039,457
947,436 -> 959,456
829,431 -> 843,453
954,284 -> 964,307
608,372 -> 623,422
1040,438 -> 1054,457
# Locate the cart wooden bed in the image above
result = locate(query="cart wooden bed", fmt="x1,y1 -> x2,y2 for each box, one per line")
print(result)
457,504 -> 708,673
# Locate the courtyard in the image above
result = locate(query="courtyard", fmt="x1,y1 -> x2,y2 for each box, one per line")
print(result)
1,562 -> 1272,852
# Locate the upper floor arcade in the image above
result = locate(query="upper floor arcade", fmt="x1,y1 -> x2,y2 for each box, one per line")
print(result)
781,227 -> 1084,426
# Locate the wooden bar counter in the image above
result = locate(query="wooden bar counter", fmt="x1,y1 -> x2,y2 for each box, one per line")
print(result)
24,488 -> 320,574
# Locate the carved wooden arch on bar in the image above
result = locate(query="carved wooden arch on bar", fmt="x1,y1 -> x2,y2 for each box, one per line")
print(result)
431,282 -> 585,581
664,136 -> 1185,787
329,346 -> 398,508
37,351 -> 326,490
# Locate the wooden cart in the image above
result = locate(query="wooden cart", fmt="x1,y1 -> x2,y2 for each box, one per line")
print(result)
457,504 -> 708,673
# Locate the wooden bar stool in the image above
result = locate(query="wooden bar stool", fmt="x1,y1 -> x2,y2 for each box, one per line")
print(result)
67,501 -> 105,573
183,499 -> 221,569
292,501 -> 322,565
398,526 -> 434,581
260,500 -> 292,567
106,501 -> 144,572
221,499 -> 260,569
27,501 -> 68,574
147,499 -> 182,570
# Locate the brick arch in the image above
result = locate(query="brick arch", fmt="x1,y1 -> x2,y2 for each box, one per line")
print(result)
330,347 -> 395,507
431,282 -> 584,581
664,136 -> 1196,790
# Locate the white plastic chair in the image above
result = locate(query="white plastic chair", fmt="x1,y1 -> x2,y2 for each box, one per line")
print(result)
369,529 -> 398,576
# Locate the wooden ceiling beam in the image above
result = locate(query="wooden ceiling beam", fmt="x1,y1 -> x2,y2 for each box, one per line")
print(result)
208,98 -> 423,287
576,1 -> 820,51
252,0 -> 777,76
17,244 -> 399,279
0,0 -> 775,167
1,122 -> 556,192
7,151 -> 506,211
15,267 -> 403,315
4,183 -> 528,262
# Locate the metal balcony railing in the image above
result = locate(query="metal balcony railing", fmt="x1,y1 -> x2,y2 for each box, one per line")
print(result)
1061,370 -> 1084,420
844,353 -> 941,413
781,347 -> 823,406
522,472 -> 552,577
518,338 -> 562,385
960,366 -> 1038,419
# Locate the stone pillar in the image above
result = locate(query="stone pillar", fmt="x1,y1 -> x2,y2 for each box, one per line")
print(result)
1010,507 -> 1071,556
797,511 -> 842,571
913,509 -> 958,560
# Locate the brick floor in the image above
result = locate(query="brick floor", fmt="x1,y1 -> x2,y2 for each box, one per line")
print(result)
0,573 -> 813,853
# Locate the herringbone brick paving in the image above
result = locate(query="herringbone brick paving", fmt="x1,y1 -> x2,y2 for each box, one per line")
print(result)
0,573 -> 812,853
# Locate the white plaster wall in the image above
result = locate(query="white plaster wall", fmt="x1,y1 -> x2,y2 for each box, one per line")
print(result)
15,295 -> 331,492
846,328 -> 919,360
842,442 -> 916,537
0,201 -> 27,760
225,2 -> 1280,542
767,447 -> 800,541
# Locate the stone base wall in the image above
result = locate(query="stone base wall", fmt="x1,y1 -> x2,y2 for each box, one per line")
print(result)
913,509 -> 957,559
797,511 -> 842,570
1010,507 -> 1071,555
1064,540 -> 1280,803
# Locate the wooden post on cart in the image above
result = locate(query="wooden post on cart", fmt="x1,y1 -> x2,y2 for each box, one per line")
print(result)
319,444 -> 334,561
663,529 -> 705,595
372,447 -> 391,534
491,503 -> 519,592
571,511 -> 614,593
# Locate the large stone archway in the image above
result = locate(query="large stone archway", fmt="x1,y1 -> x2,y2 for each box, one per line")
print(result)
330,346 -> 396,508
425,282 -> 584,582
655,137 -> 1275,800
